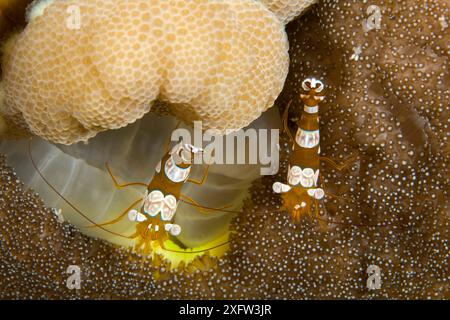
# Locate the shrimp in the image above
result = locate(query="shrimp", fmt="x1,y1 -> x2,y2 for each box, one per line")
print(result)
28,133 -> 234,255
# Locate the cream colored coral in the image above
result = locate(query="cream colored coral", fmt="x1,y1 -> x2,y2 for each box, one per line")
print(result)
259,0 -> 317,24
2,0 -> 289,144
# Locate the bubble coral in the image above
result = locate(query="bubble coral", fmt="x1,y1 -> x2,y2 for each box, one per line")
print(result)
1,0 -> 289,144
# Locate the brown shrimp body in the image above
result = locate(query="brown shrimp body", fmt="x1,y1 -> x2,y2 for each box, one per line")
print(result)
274,78 -> 325,222
127,142 -> 202,250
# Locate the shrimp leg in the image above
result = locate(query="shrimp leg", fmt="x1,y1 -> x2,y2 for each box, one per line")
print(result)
319,175 -> 353,202
164,121 -> 182,153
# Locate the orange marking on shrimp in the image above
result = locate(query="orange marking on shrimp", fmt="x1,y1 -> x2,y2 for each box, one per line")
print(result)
273,78 -> 327,222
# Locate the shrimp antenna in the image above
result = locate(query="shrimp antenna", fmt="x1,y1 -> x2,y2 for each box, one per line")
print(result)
161,239 -> 234,254
27,139 -> 134,240
28,139 -> 393,258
